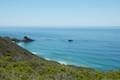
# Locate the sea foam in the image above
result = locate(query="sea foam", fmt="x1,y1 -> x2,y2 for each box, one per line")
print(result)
32,52 -> 38,54
18,43 -> 23,46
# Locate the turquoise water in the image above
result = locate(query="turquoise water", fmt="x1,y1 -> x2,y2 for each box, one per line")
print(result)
0,27 -> 120,71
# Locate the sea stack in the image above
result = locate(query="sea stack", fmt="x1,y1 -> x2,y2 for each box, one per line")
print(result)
68,39 -> 73,42
22,36 -> 34,42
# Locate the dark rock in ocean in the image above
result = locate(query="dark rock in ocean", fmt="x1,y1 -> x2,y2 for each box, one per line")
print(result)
11,36 -> 34,43
68,40 -> 73,42
22,36 -> 34,42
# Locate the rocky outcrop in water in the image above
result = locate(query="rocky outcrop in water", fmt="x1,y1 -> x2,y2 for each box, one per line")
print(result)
11,36 -> 34,43
22,36 -> 34,42
68,39 -> 73,42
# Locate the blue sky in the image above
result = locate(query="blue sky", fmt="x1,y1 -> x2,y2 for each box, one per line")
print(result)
0,0 -> 120,27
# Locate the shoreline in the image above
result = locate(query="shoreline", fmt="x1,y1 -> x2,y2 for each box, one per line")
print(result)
18,42 -> 68,65
18,42 -> 91,69
17,42 -> 120,72
32,51 -> 69,65
31,51 -> 120,72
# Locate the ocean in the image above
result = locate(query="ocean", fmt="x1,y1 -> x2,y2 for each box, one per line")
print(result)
0,27 -> 120,71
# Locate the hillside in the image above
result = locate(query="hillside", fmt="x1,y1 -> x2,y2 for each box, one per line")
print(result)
0,37 -> 120,80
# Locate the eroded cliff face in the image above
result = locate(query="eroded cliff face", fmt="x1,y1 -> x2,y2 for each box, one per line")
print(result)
0,37 -> 119,80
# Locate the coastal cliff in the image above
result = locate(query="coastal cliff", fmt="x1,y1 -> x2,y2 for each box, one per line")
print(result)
0,37 -> 120,80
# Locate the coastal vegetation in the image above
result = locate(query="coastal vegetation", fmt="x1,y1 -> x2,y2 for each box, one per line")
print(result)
0,37 -> 120,80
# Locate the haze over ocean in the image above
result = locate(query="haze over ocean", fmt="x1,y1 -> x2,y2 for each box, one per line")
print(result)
0,0 -> 120,27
